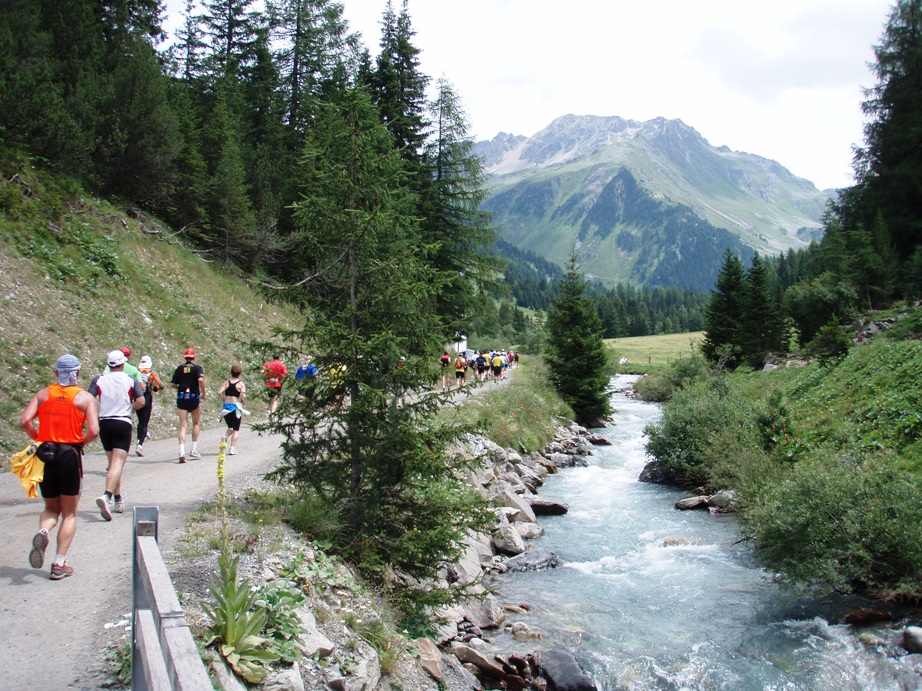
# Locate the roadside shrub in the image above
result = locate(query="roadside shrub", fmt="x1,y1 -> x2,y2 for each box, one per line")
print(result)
741,449 -> 922,597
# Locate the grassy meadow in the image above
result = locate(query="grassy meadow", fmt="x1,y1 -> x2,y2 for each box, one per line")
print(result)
606,331 -> 704,371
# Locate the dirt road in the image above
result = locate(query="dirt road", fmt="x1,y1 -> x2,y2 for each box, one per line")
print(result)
0,421 -> 284,690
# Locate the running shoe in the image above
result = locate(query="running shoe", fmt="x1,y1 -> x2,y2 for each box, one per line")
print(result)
50,563 -> 74,580
96,495 -> 113,521
136,445 -> 144,457
228,447 -> 237,455
178,455 -> 186,464
189,449 -> 201,460
29,530 -> 49,569
114,500 -> 125,514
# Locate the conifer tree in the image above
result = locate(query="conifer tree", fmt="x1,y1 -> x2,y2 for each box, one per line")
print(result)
422,77 -> 500,336
737,253 -> 783,367
852,0 -> 922,265
702,249 -> 746,366
369,0 -> 429,169
264,87 -> 490,597
267,0 -> 359,138
544,252 -> 611,426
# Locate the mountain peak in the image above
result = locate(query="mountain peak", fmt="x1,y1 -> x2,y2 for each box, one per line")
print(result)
477,113 -> 833,288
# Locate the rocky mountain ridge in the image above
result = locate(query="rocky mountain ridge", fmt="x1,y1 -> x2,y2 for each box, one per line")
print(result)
477,115 -> 834,291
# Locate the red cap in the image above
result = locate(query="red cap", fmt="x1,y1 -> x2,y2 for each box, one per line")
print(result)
120,347 -> 131,357
184,348 -> 196,358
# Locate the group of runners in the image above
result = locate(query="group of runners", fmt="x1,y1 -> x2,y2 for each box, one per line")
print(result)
440,349 -> 519,389
16,347 -> 289,580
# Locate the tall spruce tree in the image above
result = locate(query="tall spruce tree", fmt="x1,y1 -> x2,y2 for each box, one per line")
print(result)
369,0 -> 428,170
702,248 -> 746,366
738,253 -> 784,367
267,0 -> 359,139
544,252 -> 611,426
852,0 -> 922,266
264,88 -> 490,600
422,77 -> 500,336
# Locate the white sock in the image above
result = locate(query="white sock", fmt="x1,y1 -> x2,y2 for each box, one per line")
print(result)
53,554 -> 66,567
191,443 -> 198,453
179,444 -> 185,457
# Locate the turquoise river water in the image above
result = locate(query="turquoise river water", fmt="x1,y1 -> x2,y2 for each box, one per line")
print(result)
492,375 -> 922,690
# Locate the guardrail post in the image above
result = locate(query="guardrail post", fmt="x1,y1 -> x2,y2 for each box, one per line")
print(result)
132,506 -> 211,690
133,506 -> 160,691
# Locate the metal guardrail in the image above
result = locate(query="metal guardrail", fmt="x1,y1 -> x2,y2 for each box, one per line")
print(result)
132,507 -> 212,690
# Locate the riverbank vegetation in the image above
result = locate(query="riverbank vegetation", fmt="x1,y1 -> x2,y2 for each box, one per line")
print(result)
641,2 -> 922,599
642,321 -> 922,598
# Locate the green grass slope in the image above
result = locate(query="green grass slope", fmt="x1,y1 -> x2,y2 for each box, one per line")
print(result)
644,321 -> 922,596
0,148 -> 298,456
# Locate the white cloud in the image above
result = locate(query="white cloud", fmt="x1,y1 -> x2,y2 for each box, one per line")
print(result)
164,0 -> 895,189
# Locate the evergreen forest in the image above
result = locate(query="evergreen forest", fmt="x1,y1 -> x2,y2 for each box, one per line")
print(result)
0,0 -> 712,350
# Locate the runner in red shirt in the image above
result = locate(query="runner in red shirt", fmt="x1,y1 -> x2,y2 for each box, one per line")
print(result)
263,356 -> 288,414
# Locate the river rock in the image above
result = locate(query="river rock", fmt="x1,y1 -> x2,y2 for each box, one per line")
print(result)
536,650 -> 597,691
707,489 -> 739,511
903,626 -> 922,653
464,594 -> 505,629
585,432 -> 613,446
511,621 -> 542,640
413,637 -> 443,682
516,521 -> 545,539
502,488 -> 538,523
450,643 -> 506,678
503,547 -> 560,573
492,514 -> 526,555
528,496 -> 570,516
638,460 -> 669,484
843,607 -> 892,626
674,495 -> 709,510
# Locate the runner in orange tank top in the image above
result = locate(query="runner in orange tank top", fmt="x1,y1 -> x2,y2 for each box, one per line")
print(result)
19,354 -> 99,580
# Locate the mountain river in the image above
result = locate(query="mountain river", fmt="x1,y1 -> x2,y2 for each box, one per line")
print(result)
492,375 -> 922,690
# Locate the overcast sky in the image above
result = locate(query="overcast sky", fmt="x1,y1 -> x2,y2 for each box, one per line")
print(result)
164,0 -> 896,191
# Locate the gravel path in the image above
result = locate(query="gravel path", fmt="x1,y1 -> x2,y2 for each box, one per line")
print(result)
0,372 -> 513,689
0,418 -> 284,690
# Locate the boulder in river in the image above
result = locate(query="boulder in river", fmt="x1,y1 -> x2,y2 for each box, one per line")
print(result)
903,626 -> 922,654
528,496 -> 570,516
503,548 -> 560,573
536,650 -> 598,691
674,495 -> 709,510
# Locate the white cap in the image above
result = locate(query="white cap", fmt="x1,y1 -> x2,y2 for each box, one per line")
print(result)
107,350 -> 127,367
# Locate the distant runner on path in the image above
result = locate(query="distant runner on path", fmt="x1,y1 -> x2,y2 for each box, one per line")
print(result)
263,356 -> 288,415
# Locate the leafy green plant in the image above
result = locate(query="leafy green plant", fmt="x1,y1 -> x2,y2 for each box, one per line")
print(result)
254,577 -> 306,663
201,549 -> 279,684
100,638 -> 131,688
